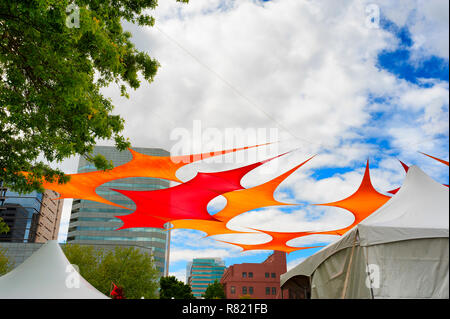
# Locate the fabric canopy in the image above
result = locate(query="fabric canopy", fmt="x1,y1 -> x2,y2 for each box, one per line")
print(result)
357,165 -> 448,246
280,166 -> 449,298
35,144 -> 266,209
0,240 -> 109,299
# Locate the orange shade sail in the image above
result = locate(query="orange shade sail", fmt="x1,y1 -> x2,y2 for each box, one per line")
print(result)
24,140 -> 434,255
315,160 -> 391,235
113,154 -> 285,230
214,156 -> 315,223
38,144 -> 267,209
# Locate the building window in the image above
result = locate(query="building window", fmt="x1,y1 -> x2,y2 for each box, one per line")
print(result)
265,272 -> 269,278
265,287 -> 270,295
272,287 -> 276,295
249,287 -> 254,295
230,286 -> 235,294
248,272 -> 253,278
242,272 -> 247,278
271,272 -> 276,278
242,287 -> 247,295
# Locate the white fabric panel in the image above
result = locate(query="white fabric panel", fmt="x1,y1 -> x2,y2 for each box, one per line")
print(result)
366,238 -> 449,299
280,228 -> 357,286
0,240 -> 109,299
311,245 -> 372,299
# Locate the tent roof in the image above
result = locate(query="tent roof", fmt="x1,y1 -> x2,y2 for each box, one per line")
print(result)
357,165 -> 448,245
0,240 -> 109,299
281,165 -> 449,286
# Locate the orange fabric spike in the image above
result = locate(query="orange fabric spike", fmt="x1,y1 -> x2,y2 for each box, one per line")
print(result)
420,152 -> 449,166
214,156 -> 315,222
316,160 -> 391,235
39,144 -> 267,208
169,219 -> 253,237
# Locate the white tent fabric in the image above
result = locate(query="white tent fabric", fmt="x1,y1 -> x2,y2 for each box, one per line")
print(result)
0,240 -> 109,299
281,166 -> 449,298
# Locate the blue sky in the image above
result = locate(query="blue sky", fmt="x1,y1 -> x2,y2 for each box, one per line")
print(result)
54,0 -> 449,282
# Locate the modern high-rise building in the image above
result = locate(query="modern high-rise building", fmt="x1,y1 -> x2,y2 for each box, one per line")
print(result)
187,258 -> 226,298
0,184 -> 63,243
66,145 -> 170,275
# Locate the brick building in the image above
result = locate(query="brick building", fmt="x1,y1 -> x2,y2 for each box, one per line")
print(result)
220,251 -> 287,299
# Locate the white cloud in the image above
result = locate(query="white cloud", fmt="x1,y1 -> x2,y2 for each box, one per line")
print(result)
225,206 -> 354,234
57,199 -> 73,243
105,0 -> 397,153
169,269 -> 187,284
376,0 -> 449,59
287,256 -> 306,271
169,247 -> 237,263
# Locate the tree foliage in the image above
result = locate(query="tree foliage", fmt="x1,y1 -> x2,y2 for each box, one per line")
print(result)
0,247 -> 13,276
159,275 -> 195,299
202,280 -> 226,299
62,244 -> 160,299
0,217 -> 9,234
0,0 -> 187,194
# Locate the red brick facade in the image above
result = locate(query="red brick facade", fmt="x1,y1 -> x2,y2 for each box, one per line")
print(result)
220,251 -> 287,299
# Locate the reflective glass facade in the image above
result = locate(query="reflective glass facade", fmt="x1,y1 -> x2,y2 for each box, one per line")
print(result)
187,258 -> 226,298
0,190 -> 43,242
0,185 -> 63,243
66,146 -> 170,275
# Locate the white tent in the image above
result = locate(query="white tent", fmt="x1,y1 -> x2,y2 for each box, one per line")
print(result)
0,240 -> 109,299
281,165 -> 449,299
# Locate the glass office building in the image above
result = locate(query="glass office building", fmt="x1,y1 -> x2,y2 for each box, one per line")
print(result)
66,145 -> 170,275
0,185 -> 63,243
187,258 -> 226,298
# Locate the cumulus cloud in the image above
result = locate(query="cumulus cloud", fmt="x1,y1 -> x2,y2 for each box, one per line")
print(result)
377,0 -> 449,60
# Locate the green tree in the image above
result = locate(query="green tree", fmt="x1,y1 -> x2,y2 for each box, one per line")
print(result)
0,217 -> 9,234
202,280 -> 226,299
62,244 -> 159,299
61,243 -> 101,286
0,247 -> 13,276
0,0 -> 188,194
97,246 -> 160,299
159,276 -> 195,299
